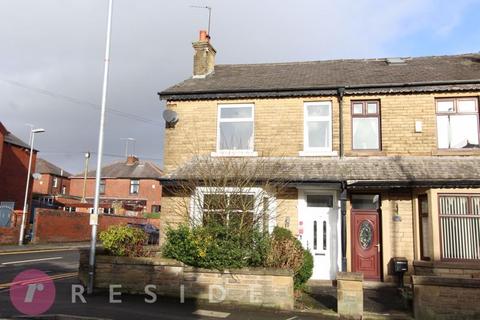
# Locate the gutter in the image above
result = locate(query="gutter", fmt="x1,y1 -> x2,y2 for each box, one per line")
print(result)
158,79 -> 480,100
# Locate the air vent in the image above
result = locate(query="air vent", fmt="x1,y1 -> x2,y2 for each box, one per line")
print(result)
386,57 -> 407,65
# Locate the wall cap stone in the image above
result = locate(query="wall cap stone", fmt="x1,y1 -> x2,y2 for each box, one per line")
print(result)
337,272 -> 364,281
412,275 -> 480,288
414,259 -> 480,270
183,266 -> 293,276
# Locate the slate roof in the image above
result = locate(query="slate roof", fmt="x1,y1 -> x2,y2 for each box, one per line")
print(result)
159,53 -> 480,100
35,158 -> 71,177
3,133 -> 31,149
162,156 -> 480,187
72,159 -> 163,179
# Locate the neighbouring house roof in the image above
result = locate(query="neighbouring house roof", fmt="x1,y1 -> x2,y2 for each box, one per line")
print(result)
72,159 -> 163,179
161,156 -> 480,188
159,53 -> 480,100
4,132 -> 31,149
35,158 -> 71,177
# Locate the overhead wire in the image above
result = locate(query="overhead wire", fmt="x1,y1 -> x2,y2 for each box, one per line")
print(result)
0,78 -> 164,127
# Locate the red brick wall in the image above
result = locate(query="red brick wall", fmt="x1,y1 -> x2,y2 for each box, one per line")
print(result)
0,210 -> 22,244
33,174 -> 71,196
0,143 -> 36,210
33,208 -> 160,244
69,178 -> 161,211
0,227 -> 19,244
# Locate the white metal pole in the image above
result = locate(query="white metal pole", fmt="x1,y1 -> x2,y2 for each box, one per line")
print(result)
87,0 -> 114,295
18,132 -> 35,245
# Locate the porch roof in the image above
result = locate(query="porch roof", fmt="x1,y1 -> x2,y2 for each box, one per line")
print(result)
161,156 -> 480,188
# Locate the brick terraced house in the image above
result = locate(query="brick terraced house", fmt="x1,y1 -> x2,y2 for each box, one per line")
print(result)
33,158 -> 71,198
0,122 -> 37,243
158,31 -> 480,282
69,155 -> 163,216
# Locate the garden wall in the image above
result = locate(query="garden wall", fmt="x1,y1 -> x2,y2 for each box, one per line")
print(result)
414,260 -> 480,279
33,209 -> 160,244
78,250 -> 294,310
0,210 -> 21,244
412,275 -> 480,319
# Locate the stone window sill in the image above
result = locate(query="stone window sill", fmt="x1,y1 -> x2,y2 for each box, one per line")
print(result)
211,151 -> 258,157
432,149 -> 480,156
299,150 -> 338,157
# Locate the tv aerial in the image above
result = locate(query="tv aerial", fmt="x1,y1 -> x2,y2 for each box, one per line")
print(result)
190,5 -> 212,36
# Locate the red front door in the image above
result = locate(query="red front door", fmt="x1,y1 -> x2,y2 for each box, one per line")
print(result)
351,210 -> 381,280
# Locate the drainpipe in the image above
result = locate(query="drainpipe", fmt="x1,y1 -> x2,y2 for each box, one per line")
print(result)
337,87 -> 348,271
340,181 -> 347,272
337,87 -> 345,158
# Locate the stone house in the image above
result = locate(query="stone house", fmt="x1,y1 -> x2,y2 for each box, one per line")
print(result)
69,155 -> 163,216
158,31 -> 480,282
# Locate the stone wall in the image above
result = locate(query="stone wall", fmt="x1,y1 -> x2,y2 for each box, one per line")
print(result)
78,250 -> 294,310
33,209 -> 160,244
164,92 -> 480,173
412,275 -> 480,319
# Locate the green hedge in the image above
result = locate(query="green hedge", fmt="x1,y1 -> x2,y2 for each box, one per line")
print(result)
163,225 -> 313,289
99,225 -> 147,257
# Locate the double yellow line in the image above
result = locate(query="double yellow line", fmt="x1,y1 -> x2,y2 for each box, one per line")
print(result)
0,272 -> 78,290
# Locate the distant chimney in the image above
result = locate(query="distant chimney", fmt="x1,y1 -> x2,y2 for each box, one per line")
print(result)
192,30 -> 216,78
126,155 -> 139,165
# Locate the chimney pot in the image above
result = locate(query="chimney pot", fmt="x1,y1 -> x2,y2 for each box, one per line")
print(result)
126,155 -> 139,165
199,30 -> 208,41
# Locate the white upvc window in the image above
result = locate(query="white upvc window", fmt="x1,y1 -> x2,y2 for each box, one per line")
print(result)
190,187 -> 276,233
436,98 -> 479,149
215,104 -> 256,156
52,177 -> 58,188
302,101 -> 334,155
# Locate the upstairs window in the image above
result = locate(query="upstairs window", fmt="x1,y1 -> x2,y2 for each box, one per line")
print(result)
99,179 -> 106,194
217,104 -> 254,152
52,177 -> 58,188
130,179 -> 140,194
304,102 -> 332,152
436,98 -> 479,149
351,101 -> 381,150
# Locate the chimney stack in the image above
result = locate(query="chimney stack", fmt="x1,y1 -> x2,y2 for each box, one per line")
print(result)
192,30 -> 216,78
126,155 -> 139,165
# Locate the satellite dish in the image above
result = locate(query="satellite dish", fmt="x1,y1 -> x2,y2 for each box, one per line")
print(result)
162,109 -> 179,128
32,173 -> 42,180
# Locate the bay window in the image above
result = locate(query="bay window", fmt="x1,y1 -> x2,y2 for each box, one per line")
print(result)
192,187 -> 275,233
436,98 -> 479,149
439,195 -> 480,261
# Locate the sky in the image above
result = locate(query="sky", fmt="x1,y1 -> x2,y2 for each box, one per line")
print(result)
0,0 -> 479,173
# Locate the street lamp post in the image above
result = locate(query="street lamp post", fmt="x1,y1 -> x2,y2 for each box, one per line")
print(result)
87,0 -> 114,295
18,128 -> 45,246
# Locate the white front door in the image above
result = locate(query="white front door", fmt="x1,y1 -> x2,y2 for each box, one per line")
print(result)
298,191 -> 339,280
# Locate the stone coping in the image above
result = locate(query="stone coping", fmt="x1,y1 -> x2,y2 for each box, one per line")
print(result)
412,275 -> 480,288
413,259 -> 480,270
337,272 -> 363,281
92,253 -> 293,276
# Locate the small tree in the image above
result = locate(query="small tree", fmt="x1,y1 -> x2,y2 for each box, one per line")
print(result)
169,155 -> 289,236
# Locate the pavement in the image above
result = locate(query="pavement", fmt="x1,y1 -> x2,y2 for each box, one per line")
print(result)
0,247 -> 336,320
